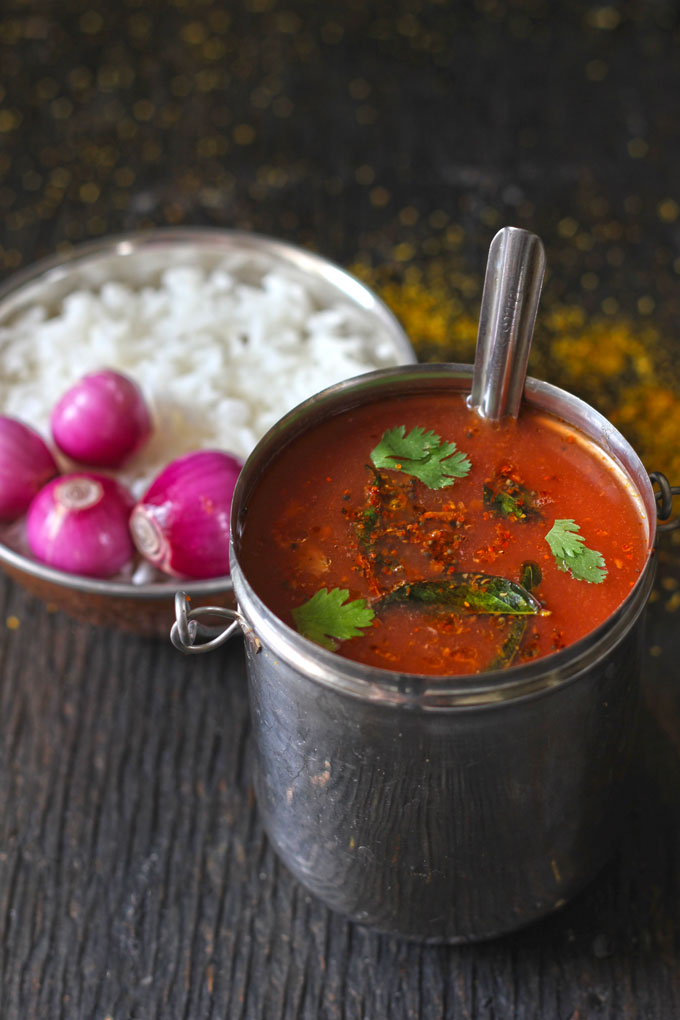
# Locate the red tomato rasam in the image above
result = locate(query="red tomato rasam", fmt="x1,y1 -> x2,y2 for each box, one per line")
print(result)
239,392 -> 649,675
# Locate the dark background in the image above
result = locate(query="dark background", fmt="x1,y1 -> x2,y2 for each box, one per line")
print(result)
2,2 -> 680,1017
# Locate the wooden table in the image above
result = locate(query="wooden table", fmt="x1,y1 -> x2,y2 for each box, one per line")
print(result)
2,2 -> 680,1016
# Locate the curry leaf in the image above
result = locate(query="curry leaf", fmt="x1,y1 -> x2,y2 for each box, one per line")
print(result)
545,519 -> 608,584
519,560 -> 542,591
370,425 -> 471,490
483,479 -> 540,522
487,621 -> 528,671
487,561 -> 544,671
291,587 -> 375,651
377,573 -> 541,616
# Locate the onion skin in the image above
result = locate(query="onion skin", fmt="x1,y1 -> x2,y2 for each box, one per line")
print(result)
26,473 -> 135,578
130,450 -> 243,579
51,369 -> 152,468
0,416 -> 59,522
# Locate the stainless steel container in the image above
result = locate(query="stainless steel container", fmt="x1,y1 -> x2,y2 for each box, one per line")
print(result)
175,363 -> 671,942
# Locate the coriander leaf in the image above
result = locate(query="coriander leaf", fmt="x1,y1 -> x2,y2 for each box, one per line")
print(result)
291,587 -> 375,651
370,425 -> 471,490
544,519 -> 608,583
377,573 -> 541,616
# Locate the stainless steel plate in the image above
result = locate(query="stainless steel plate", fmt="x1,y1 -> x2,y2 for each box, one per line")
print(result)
0,227 -> 415,634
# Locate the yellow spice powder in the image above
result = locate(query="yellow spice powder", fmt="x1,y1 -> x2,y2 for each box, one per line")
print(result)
353,262 -> 680,485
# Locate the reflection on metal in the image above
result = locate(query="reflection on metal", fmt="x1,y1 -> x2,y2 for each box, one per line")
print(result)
469,226 -> 546,421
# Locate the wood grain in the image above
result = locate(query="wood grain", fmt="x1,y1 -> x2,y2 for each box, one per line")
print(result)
2,558 -> 680,1018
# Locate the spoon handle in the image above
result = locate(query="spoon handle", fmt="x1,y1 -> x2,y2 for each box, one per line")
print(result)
469,226 -> 546,420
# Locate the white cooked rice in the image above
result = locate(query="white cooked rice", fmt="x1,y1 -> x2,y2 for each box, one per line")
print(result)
0,258 -> 408,503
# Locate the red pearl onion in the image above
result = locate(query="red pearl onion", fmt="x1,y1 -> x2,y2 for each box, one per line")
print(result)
26,473 -> 135,578
51,369 -> 152,467
130,450 -> 242,579
0,415 -> 59,522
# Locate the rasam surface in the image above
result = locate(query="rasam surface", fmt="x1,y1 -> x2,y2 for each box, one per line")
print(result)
239,391 -> 648,675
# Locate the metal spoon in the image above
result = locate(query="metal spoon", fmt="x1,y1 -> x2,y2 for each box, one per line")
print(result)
468,226 -> 546,420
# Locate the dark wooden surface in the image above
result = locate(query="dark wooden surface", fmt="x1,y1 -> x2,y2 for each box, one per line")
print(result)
2,2 -> 680,1017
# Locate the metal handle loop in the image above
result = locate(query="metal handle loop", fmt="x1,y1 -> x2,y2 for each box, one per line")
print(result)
170,591 -> 244,654
650,472 -> 680,532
